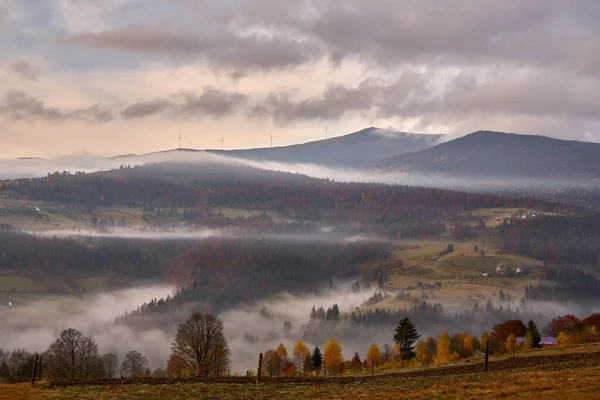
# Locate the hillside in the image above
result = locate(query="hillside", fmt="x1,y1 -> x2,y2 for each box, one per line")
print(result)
207,127 -> 443,167
376,131 -> 600,178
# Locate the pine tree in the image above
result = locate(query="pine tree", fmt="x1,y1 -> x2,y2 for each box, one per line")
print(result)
393,317 -> 421,359
526,320 -> 541,349
311,346 -> 323,374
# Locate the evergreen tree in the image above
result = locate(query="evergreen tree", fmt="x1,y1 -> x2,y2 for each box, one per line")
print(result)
526,320 -> 541,349
393,317 -> 421,359
311,346 -> 323,374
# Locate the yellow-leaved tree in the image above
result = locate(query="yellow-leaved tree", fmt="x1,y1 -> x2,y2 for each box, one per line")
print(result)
436,333 -> 450,364
366,344 -> 382,368
392,343 -> 401,360
415,340 -> 428,365
480,332 -> 490,351
292,341 -> 311,376
556,331 -> 571,346
462,334 -> 473,357
274,343 -> 289,376
323,339 -> 344,375
505,333 -> 516,353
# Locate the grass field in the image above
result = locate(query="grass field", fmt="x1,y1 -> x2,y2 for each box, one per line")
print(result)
3,344 -> 600,400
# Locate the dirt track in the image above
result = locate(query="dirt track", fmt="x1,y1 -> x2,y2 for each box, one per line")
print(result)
51,347 -> 600,387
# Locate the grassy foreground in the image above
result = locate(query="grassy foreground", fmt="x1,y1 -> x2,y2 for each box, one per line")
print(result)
3,345 -> 600,400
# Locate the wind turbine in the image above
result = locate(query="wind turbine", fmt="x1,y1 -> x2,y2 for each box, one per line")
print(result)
219,137 -> 225,150
269,134 -> 274,148
178,134 -> 183,149
324,125 -> 328,140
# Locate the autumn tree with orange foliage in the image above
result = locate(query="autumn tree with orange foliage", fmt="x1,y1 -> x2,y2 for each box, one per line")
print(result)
323,339 -> 344,375
436,333 -> 450,364
292,341 -> 311,376
366,344 -> 382,368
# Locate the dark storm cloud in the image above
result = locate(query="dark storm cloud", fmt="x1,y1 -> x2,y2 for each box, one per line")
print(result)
0,90 -> 113,123
66,25 -> 323,72
8,61 -> 39,81
121,88 -> 248,120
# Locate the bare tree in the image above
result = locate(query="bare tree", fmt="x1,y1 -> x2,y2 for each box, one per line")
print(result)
121,350 -> 148,378
101,353 -> 119,379
170,313 -> 231,377
45,328 -> 103,382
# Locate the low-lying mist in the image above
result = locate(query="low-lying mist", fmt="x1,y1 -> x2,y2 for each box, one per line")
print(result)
1,149 -> 593,195
2,280 -> 597,373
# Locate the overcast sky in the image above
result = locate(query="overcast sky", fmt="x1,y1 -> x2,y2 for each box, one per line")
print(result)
1,0 -> 600,157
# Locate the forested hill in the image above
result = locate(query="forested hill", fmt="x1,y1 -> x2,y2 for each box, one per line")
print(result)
375,131 -> 600,178
207,127 -> 443,167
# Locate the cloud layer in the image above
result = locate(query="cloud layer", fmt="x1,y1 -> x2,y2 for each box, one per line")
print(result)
2,0 -> 600,156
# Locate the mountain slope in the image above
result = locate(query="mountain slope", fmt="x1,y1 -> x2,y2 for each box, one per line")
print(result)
376,131 -> 600,177
207,127 -> 443,167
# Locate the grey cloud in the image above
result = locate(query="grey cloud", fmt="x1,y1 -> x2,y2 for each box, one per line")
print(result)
0,90 -> 113,123
121,88 -> 247,120
251,73 -> 429,123
8,61 -> 39,81
66,25 -> 323,73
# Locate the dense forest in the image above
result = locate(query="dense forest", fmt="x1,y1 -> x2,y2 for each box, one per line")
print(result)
500,215 -> 600,266
0,163 -> 585,239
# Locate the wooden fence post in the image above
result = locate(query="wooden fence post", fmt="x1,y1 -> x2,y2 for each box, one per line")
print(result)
38,355 -> 42,380
371,360 -> 374,377
31,354 -> 39,384
512,339 -> 516,357
257,353 -> 263,384
323,361 -> 326,376
483,340 -> 490,372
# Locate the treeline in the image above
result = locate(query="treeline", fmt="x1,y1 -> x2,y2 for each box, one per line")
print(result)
0,163 -> 583,239
0,230 -> 165,279
300,299 -> 553,346
260,312 -> 600,377
500,215 -> 600,266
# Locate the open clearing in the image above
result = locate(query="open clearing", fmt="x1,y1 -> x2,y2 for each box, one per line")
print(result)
3,344 -> 600,400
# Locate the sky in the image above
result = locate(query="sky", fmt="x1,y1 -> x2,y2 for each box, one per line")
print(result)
1,0 -> 600,158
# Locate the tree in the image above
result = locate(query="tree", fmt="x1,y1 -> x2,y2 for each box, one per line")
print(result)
523,332 -> 533,350
526,320 -> 541,349
471,336 -> 480,353
491,320 -> 526,348
393,317 -> 421,359
556,331 -> 571,346
323,339 -> 343,374
480,332 -> 490,351
283,320 -> 293,336
274,343 -> 289,377
505,334 -> 516,353
101,353 -> 119,379
166,354 -> 189,377
292,341 -> 311,376
462,334 -> 473,357
582,313 -> 600,330
544,315 -> 583,337
45,328 -> 103,382
311,346 -> 323,375
415,340 -> 429,365
170,313 -> 231,377
121,350 -> 148,378
350,352 -> 363,371
436,333 -> 450,364
366,344 -> 381,367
